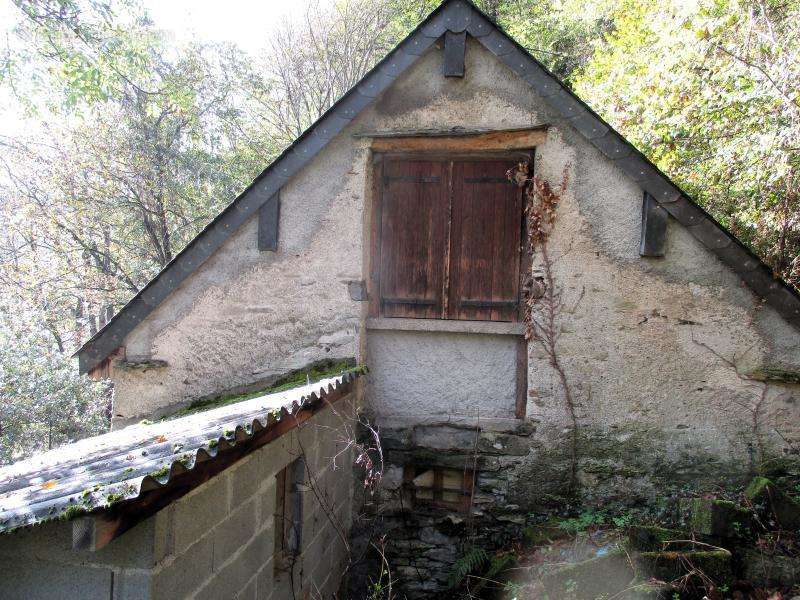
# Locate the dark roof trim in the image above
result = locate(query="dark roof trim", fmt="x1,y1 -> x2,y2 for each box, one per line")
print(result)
78,0 -> 800,372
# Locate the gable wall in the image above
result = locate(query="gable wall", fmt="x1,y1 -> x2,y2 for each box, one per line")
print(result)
110,33 -> 800,472
103,34 -> 800,598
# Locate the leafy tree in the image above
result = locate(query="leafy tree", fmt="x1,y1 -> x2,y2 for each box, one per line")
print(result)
0,300 -> 110,464
575,0 -> 800,287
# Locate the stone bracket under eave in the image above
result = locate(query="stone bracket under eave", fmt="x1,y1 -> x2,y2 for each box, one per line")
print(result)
640,192 -> 667,257
444,31 -> 466,77
258,190 -> 280,252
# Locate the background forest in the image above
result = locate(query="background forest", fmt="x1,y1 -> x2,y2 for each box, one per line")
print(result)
0,0 -> 797,464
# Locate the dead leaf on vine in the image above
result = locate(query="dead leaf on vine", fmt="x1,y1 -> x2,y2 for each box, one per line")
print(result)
41,480 -> 57,490
155,435 -> 168,443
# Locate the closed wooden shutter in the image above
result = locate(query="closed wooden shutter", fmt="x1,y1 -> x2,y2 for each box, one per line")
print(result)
447,160 -> 522,321
379,159 -> 448,318
376,157 -> 523,321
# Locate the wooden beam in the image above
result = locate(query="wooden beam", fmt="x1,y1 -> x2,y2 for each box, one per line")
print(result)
369,127 -> 548,154
639,192 -> 667,257
515,336 -> 528,420
444,31 -> 466,77
258,191 -> 280,252
72,379 -> 356,552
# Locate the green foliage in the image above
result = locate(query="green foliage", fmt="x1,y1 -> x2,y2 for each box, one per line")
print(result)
558,509 -> 609,534
574,0 -> 800,287
0,300 -> 110,464
448,546 -> 489,588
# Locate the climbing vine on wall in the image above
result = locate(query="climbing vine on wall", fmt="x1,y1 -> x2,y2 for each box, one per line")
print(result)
509,162 -> 580,492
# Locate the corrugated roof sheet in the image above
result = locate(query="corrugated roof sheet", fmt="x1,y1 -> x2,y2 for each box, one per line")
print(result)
0,370 -> 362,534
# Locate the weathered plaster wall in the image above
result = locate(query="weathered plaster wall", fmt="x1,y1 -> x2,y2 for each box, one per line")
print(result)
111,131 -> 367,422
367,329 -> 518,422
106,33 -> 800,598
0,400 -> 354,600
353,39 -> 800,598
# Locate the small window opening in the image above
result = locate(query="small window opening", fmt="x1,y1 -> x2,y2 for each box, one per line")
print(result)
403,465 -> 474,512
275,457 -> 305,571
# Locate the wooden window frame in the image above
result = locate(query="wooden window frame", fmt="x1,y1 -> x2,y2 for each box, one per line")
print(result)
274,457 -> 305,573
367,149 -> 534,324
403,465 -> 475,512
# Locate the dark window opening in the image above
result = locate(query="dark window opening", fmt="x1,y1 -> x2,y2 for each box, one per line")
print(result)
376,157 -> 526,322
403,465 -> 475,512
275,457 -> 305,571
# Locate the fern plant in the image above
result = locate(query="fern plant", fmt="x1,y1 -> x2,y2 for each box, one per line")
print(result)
447,547 -> 489,588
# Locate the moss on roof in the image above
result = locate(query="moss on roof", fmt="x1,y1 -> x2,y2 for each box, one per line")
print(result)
162,358 -> 358,420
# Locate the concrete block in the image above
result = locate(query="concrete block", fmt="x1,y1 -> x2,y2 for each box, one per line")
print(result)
113,570 -> 153,600
213,498 -> 259,570
0,558 -> 112,600
229,453 -> 266,510
255,561 -> 276,600
152,534 -> 213,600
235,573 -> 258,600
193,533 -> 270,600
258,482 -> 277,534
0,517 -> 157,569
172,472 -> 230,554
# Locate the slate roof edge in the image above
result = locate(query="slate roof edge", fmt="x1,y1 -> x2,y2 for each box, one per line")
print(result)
77,0 -> 800,373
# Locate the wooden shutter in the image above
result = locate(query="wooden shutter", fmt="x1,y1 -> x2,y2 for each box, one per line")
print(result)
447,160 -> 522,322
379,160 -> 448,318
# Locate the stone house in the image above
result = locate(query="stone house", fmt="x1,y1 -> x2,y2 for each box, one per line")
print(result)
1,0 -> 799,598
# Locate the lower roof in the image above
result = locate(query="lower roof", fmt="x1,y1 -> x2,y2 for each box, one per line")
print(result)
0,369 -> 363,540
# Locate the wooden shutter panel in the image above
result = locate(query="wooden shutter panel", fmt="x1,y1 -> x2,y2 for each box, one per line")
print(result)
447,160 -> 522,322
379,160 -> 448,318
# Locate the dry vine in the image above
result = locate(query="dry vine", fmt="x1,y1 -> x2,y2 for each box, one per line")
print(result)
287,388 -> 390,600
691,337 -> 775,474
508,162 -> 579,492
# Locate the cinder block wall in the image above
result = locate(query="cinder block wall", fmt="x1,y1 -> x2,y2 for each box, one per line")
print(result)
0,397 -> 354,600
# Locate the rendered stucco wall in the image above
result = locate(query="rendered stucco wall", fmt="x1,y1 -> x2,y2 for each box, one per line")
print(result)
0,398 -> 354,600
106,33 -> 800,595
367,329 -> 518,423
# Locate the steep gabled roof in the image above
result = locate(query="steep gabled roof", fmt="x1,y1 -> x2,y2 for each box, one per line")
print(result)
77,0 -> 800,373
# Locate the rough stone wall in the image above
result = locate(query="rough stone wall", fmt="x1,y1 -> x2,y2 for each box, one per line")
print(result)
0,398 -> 354,600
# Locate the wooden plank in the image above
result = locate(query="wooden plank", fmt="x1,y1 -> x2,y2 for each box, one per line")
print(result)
447,160 -> 521,322
379,159 -> 448,318
258,191 -> 280,252
367,156 -> 384,318
515,336 -> 528,419
354,126 -> 549,139
639,192 -> 667,257
370,128 -> 548,153
443,31 -> 466,77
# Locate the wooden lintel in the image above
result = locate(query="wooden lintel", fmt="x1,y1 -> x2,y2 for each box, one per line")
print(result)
72,380 -> 355,552
367,127 -> 548,153
639,192 -> 667,257
444,31 -> 466,77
